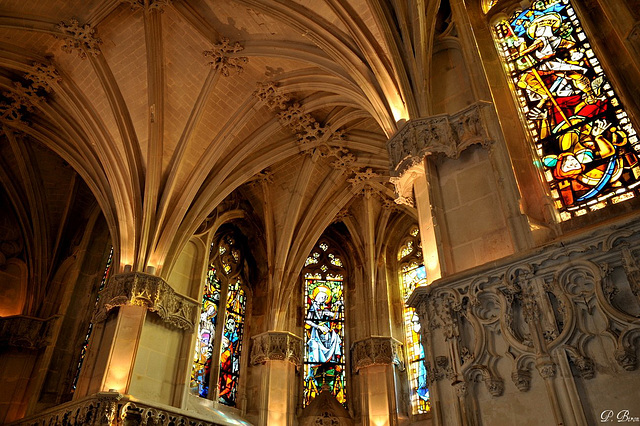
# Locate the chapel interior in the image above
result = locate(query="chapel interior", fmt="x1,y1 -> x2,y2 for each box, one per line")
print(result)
1,0 -> 640,425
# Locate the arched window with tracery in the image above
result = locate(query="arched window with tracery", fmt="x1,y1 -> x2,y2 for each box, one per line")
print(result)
491,0 -> 640,221
398,227 -> 430,414
190,229 -> 248,407
302,240 -> 346,407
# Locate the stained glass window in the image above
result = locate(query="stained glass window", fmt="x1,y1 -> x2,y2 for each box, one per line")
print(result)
72,246 -> 113,391
218,278 -> 246,406
493,0 -> 640,220
303,241 -> 346,407
190,229 -> 248,407
398,228 -> 430,414
190,266 -> 221,397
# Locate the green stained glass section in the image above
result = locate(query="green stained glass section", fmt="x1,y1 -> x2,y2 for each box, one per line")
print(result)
493,0 -> 640,220
303,276 -> 345,407
190,266 -> 221,397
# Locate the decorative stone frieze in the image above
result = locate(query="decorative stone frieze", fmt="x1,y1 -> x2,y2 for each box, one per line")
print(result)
0,315 -> 58,350
409,216 -> 640,407
10,392 -> 218,426
387,101 -> 493,178
56,19 -> 102,59
351,336 -> 402,372
250,331 -> 303,366
92,272 -> 198,331
203,38 -> 248,76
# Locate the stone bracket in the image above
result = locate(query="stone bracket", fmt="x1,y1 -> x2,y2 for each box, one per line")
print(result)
250,331 -> 303,366
386,101 -> 494,178
351,336 -> 402,373
92,272 -> 198,331
0,315 -> 59,350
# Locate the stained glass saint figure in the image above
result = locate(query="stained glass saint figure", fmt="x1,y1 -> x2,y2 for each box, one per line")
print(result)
303,241 -> 346,407
493,0 -> 640,219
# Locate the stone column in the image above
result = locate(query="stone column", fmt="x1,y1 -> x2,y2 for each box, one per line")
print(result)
74,272 -> 198,397
250,331 -> 302,426
351,336 -> 402,426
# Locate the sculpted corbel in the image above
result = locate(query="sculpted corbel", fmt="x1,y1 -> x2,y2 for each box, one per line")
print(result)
92,272 -> 198,331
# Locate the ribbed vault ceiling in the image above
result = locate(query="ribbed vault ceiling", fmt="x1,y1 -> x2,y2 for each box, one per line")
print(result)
0,0 -> 442,287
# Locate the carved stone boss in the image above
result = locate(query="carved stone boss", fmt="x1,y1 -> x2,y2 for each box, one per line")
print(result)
250,331 -> 303,366
93,272 -> 198,331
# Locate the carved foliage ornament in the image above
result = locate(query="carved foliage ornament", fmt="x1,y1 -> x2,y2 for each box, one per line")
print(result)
250,331 -> 303,366
0,63 -> 60,124
93,272 -> 198,331
203,38 -> 248,76
351,336 -> 402,372
56,19 -> 102,59
122,0 -> 174,12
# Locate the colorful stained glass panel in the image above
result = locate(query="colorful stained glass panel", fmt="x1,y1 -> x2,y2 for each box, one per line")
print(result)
303,277 -> 345,407
493,0 -> 640,219
190,266 -> 221,397
218,279 -> 246,407
401,260 -> 430,414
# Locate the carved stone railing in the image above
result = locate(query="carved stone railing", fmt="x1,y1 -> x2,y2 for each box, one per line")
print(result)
250,331 -> 302,366
351,336 -> 402,372
409,216 -> 640,424
0,315 -> 59,350
8,392 -> 243,426
386,101 -> 494,178
93,272 -> 198,331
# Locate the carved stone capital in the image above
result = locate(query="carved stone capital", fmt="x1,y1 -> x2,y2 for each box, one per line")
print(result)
387,101 -> 493,177
536,360 -> 557,379
56,19 -> 102,59
615,347 -> 637,371
93,272 -> 198,331
204,38 -> 248,76
512,369 -> 531,392
453,380 -> 468,397
250,331 -> 303,366
0,315 -> 58,349
351,336 -> 402,372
